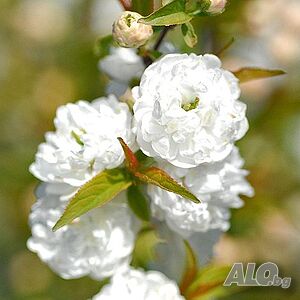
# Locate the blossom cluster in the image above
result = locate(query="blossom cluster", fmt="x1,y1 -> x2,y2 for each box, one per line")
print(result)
28,42 -> 253,297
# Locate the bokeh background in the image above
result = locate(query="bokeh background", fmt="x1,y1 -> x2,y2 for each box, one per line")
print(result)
0,0 -> 299,299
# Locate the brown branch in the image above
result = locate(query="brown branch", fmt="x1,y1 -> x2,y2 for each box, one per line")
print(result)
119,0 -> 131,10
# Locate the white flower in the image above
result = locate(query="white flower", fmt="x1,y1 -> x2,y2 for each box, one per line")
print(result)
100,47 -> 144,84
99,43 -> 177,97
30,95 -> 135,186
149,147 -> 254,237
99,47 -> 145,97
133,53 -> 249,168
92,268 -> 185,300
113,11 -> 153,48
27,183 -> 136,280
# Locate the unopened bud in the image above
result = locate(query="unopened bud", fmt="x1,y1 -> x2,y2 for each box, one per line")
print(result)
207,0 -> 227,14
112,11 -> 153,48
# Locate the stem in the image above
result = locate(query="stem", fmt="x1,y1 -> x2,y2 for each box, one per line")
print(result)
153,25 -> 175,51
119,0 -> 131,10
141,25 -> 175,67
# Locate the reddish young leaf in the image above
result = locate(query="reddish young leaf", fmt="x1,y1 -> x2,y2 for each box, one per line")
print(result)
118,137 -> 139,172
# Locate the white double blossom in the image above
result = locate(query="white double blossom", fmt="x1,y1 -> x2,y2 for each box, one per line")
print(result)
133,53 -> 249,168
99,43 -> 177,97
27,183 -> 136,280
30,95 -> 135,186
100,47 -> 145,97
149,147 -> 254,237
92,268 -> 184,300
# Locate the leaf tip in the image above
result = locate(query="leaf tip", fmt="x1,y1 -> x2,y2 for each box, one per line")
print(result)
52,221 -> 62,232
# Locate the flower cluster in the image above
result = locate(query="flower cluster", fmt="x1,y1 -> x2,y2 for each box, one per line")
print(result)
29,34 -> 253,299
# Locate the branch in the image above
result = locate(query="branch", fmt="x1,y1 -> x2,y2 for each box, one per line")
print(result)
154,25 -> 175,51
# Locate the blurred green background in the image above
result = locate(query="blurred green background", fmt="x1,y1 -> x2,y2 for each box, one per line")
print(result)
0,0 -> 299,299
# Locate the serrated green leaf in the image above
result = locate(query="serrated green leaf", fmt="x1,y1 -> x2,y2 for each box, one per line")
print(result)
132,0 -> 153,16
139,0 -> 193,26
131,227 -> 164,268
233,67 -> 286,83
94,35 -> 114,58
180,241 -> 198,294
127,185 -> 150,221
53,168 -> 132,231
135,167 -> 200,203
181,22 -> 198,48
186,265 -> 237,300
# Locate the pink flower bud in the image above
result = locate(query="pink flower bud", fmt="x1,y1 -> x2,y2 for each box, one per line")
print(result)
208,0 -> 227,14
113,11 -> 153,48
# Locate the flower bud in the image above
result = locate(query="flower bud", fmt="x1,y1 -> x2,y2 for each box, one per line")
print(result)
112,11 -> 153,48
207,0 -> 227,14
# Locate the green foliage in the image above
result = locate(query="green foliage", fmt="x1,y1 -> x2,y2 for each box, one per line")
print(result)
118,138 -> 201,203
127,185 -> 150,221
185,265 -> 237,300
132,0 -> 153,16
131,227 -> 164,268
181,21 -> 198,48
139,0 -> 193,26
138,0 -> 215,26
135,150 -> 155,169
180,241 -> 198,295
233,67 -> 286,83
53,168 -> 132,231
135,167 -> 200,203
185,0 -> 211,16
94,35 -> 114,58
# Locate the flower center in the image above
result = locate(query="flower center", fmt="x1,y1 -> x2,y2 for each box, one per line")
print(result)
181,97 -> 200,111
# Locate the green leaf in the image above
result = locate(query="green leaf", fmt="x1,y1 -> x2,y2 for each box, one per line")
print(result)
139,0 -> 193,26
127,185 -> 150,221
135,150 -> 155,169
135,167 -> 200,203
233,67 -> 286,83
162,0 -> 174,5
180,241 -> 198,294
94,35 -> 114,58
186,265 -> 237,300
53,168 -> 132,231
181,21 -> 198,48
132,0 -> 153,16
131,227 -> 164,268
185,0 -> 211,16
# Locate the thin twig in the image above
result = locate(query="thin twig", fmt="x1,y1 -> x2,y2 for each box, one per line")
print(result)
119,0 -> 131,11
216,37 -> 235,57
153,25 -> 175,51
